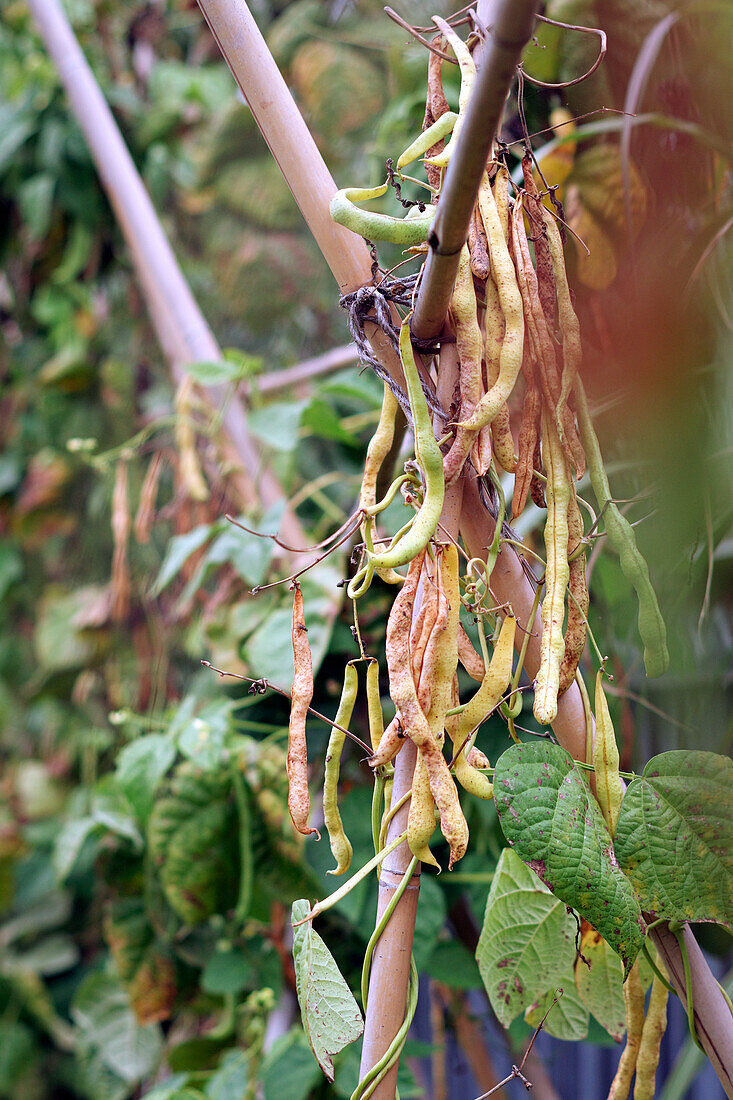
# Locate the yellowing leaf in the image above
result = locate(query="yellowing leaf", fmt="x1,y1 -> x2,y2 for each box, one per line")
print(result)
566,187 -> 618,289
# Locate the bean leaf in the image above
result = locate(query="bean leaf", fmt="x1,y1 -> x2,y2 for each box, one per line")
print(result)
291,900 -> 363,1081
575,929 -> 626,1042
613,751 -> 733,928
475,848 -> 578,1026
493,741 -> 645,975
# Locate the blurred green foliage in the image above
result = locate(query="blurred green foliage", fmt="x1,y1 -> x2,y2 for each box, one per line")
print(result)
0,1 -> 730,1097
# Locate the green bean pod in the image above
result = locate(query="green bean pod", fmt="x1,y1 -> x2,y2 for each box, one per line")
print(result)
330,183 -> 436,244
575,379 -> 669,678
367,316 -> 445,571
593,670 -> 624,838
323,662 -> 358,875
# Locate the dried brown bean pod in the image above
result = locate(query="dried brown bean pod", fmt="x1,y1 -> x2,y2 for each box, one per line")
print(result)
111,461 -> 131,623
369,714 -> 404,768
386,551 -> 468,867
467,207 -> 490,282
512,370 -> 542,518
287,583 -> 319,837
134,452 -> 163,544
522,152 -> 556,328
541,205 -> 583,419
443,247 -> 485,484
489,405 -> 516,474
557,486 -> 588,696
423,42 -> 450,192
529,436 -> 546,510
512,201 -> 585,473
174,376 -> 208,502
457,624 -> 485,682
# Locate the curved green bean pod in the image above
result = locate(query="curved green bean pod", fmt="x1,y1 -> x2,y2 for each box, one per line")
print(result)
323,662 -> 358,875
574,379 -> 669,678
367,316 -> 445,570
330,183 -> 436,244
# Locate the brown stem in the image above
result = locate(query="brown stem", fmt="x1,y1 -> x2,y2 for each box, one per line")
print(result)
27,0 -> 305,545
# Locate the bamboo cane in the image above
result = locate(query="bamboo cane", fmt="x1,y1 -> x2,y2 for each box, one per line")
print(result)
193,3 -> 733,1096
411,0 -> 541,340
26,0 -> 305,546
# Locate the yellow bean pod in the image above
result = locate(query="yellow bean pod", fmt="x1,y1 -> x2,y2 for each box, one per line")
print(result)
633,975 -> 669,1100
448,615 -> 515,800
443,247 -> 485,484
593,671 -> 625,838
533,415 -> 571,725
407,751 -> 440,868
458,176 -> 524,432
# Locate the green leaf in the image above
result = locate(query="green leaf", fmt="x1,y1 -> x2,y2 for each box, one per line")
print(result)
4,933 -> 79,976
575,931 -> 626,1041
319,368 -> 383,407
72,972 -> 162,1083
475,848 -> 577,1026
19,174 -> 55,240
207,525 -> 274,588
613,751 -> 733,928
152,524 -> 217,596
247,400 -> 309,453
205,1050 -> 250,1100
116,734 -> 176,822
132,1076 -> 191,1100
261,1031 -> 322,1100
183,355 -> 258,387
301,399 -> 359,446
53,816 -> 98,882
148,765 -> 237,925
525,980 -> 589,1042
291,899 -> 364,1081
0,1022 -> 35,1094
494,741 -> 646,974
0,544 -> 22,601
176,701 -> 232,771
201,950 -> 254,996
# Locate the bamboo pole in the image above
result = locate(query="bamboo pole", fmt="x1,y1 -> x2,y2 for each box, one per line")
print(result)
193,3 -> 733,1095
26,0 -> 305,546
411,0 -> 541,340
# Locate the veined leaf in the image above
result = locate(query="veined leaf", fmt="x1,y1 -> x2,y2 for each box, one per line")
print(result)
525,978 -> 589,1042
494,741 -> 645,974
72,972 -> 162,1084
148,765 -> 237,925
104,899 -> 176,1025
575,929 -> 626,1042
476,848 -> 578,1026
291,900 -> 363,1081
613,751 -> 733,928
